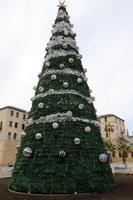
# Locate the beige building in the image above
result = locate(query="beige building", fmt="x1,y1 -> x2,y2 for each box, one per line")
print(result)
99,114 -> 133,163
99,114 -> 125,145
0,106 -> 26,166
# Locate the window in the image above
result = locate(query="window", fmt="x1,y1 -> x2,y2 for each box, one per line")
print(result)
7,132 -> 11,140
22,124 -> 25,130
10,110 -> 14,116
14,122 -> 18,128
0,121 -> 2,129
9,121 -> 13,127
105,117 -> 107,122
112,151 -> 115,157
13,133 -> 17,140
106,133 -> 108,137
23,114 -> 26,120
119,152 -> 122,157
131,152 -> 133,158
16,112 -> 19,118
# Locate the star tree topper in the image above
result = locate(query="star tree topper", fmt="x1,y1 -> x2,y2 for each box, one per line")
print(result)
57,0 -> 67,7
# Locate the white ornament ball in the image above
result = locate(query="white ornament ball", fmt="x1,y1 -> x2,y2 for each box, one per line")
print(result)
91,96 -> 95,101
74,138 -> 81,145
59,63 -> 65,69
63,82 -> 69,88
85,77 -> 88,82
51,74 -> 57,80
48,49 -> 53,54
69,58 -> 74,63
21,132 -> 26,138
63,43 -> 67,48
66,111 -> 73,117
38,103 -> 44,109
49,89 -> 54,94
33,86 -> 37,90
89,89 -> 92,93
45,61 -> 51,67
39,87 -> 44,92
28,118 -> 33,124
84,126 -> 91,133
83,68 -> 87,73
35,133 -> 42,140
59,150 -> 66,158
52,122 -> 59,129
23,148 -> 32,157
64,31 -> 69,36
77,78 -> 83,84
78,104 -> 84,110
99,153 -> 108,163
94,121 -> 100,127
87,98 -> 93,104
30,97 -> 34,102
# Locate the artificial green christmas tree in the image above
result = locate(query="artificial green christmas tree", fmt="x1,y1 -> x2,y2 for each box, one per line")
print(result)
9,1 -> 114,194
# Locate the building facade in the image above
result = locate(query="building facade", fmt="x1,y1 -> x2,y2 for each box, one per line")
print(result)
99,114 -> 133,163
0,106 -> 26,166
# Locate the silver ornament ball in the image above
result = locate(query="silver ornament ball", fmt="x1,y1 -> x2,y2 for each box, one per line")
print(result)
69,58 -> 74,63
59,150 -> 66,158
39,87 -> 44,92
77,78 -> 83,84
66,111 -> 73,117
21,131 -> 26,138
99,153 -> 108,163
35,133 -> 42,140
63,82 -> 69,88
51,74 -> 57,80
52,122 -> 59,129
45,61 -> 51,67
74,138 -> 81,145
23,147 -> 32,157
38,102 -> 44,109
78,104 -> 84,110
84,126 -> 91,133
59,63 -> 65,69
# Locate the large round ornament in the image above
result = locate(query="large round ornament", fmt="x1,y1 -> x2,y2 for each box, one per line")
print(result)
94,121 -> 100,127
21,131 -> 26,138
77,78 -> 83,84
63,82 -> 69,88
66,111 -> 73,117
38,103 -> 44,109
63,43 -> 67,49
33,86 -> 37,90
28,118 -> 33,124
84,126 -> 91,133
69,58 -> 74,63
83,68 -> 87,73
39,87 -> 44,92
59,63 -> 65,69
64,30 -> 69,36
35,133 -> 42,140
74,138 -> 81,145
52,122 -> 59,129
59,150 -> 66,158
45,61 -> 51,67
49,89 -> 54,94
78,104 -> 84,110
23,148 -> 32,157
99,153 -> 108,163
51,74 -> 57,80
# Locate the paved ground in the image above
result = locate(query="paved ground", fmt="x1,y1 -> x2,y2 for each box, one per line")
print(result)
0,175 -> 133,200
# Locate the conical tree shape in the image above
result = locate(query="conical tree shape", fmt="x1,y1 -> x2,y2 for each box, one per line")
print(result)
9,3 -> 114,194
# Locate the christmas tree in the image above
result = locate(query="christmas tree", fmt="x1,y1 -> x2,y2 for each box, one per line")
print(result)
9,1 -> 114,194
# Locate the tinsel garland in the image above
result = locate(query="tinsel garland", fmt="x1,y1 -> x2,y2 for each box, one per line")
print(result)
27,113 -> 100,127
32,89 -> 93,103
41,68 -> 86,81
45,50 -> 79,61
53,21 -> 73,33
48,36 -> 77,50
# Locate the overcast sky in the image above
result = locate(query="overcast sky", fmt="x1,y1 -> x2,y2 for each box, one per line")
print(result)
0,0 -> 133,133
